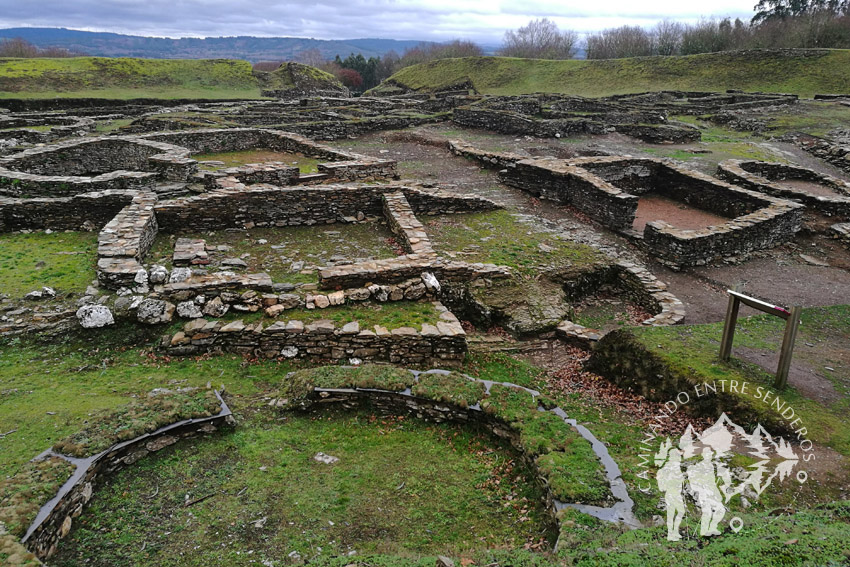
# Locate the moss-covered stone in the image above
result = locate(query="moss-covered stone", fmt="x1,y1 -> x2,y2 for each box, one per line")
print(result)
537,448 -> 612,506
411,372 -> 486,408
52,390 -> 222,458
0,457 -> 74,538
283,365 -> 414,401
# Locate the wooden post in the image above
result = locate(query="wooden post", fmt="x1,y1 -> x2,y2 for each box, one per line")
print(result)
719,294 -> 740,361
775,305 -> 802,390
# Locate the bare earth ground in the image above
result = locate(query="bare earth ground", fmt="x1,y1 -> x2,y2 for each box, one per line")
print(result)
778,178 -> 849,197
632,194 -> 730,232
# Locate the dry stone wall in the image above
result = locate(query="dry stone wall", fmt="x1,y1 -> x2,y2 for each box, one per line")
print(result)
96,192 -> 159,288
154,182 -> 498,233
455,145 -> 803,268
0,190 -> 134,232
500,158 -> 639,231
717,159 -> 850,218
556,261 -> 686,345
160,303 -> 468,367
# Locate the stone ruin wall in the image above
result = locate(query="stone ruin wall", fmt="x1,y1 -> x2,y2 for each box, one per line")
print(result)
0,190 -> 135,232
450,143 -> 804,268
153,183 -> 494,234
717,159 -> 850,218
159,307 -> 468,367
0,128 -> 399,198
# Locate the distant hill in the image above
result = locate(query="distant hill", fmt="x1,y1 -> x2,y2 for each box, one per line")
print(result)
0,28 -> 433,62
370,49 -> 850,98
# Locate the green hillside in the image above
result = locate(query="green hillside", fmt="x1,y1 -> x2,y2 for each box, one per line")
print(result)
372,49 -> 850,98
0,57 -> 262,99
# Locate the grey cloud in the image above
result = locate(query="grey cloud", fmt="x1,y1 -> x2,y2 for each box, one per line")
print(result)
0,0 -> 760,44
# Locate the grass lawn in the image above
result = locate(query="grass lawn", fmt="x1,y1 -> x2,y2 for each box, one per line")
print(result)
0,231 -> 97,298
49,409 -> 553,565
206,300 -> 443,330
426,209 -> 606,277
0,57 -> 261,100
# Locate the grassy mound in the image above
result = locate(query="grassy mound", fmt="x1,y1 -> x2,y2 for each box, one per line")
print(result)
372,49 -> 850,98
256,61 -> 347,97
0,57 -> 261,99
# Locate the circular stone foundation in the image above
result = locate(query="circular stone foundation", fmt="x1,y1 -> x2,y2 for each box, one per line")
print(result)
50,408 -> 556,565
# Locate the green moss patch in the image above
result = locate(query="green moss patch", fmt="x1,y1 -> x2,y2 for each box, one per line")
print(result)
282,364 -> 414,401
209,300 -> 441,331
537,446 -> 612,505
0,231 -> 97,298
52,389 -> 222,458
412,372 -> 486,408
0,457 -> 75,538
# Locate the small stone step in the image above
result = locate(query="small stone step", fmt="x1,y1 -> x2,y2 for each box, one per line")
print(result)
295,173 -> 330,183
154,182 -> 193,198
173,238 -> 209,266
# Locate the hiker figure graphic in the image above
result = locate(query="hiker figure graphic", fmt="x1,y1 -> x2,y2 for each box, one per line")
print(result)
654,442 -> 686,541
687,447 -> 726,535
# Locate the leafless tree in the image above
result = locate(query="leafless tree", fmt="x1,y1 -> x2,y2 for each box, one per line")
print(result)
585,26 -> 654,59
294,48 -> 326,68
654,20 -> 684,55
499,18 -> 579,59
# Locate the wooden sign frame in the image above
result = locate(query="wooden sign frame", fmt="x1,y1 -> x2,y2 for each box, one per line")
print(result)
719,290 -> 802,389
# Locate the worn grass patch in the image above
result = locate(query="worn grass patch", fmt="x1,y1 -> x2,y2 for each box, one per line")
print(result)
93,117 -> 134,134
0,57 -> 261,99
427,209 -> 606,277
50,409 -> 554,565
0,329 -> 299,478
374,50 -> 850,98
0,231 -> 97,298
762,100 -> 850,137
194,149 -> 322,173
147,224 -> 398,285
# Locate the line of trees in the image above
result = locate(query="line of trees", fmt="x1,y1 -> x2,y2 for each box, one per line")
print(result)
0,38 -> 85,58
585,13 -> 850,59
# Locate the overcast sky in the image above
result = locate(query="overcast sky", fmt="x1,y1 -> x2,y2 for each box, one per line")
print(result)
0,0 -> 759,44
